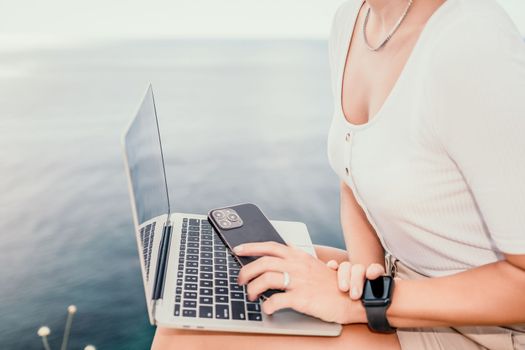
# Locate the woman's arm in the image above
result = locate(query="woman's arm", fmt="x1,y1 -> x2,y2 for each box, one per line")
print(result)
336,181 -> 387,298
383,254 -> 525,327
339,181 -> 384,267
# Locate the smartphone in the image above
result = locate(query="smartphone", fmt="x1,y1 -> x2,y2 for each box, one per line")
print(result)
207,203 -> 287,298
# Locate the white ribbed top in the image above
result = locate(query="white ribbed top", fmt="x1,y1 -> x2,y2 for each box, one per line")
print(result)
327,0 -> 525,277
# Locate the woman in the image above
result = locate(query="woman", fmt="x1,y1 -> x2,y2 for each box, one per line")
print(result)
153,0 -> 525,348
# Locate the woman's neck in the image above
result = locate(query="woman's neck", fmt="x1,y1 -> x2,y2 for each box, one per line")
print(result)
365,0 -> 412,28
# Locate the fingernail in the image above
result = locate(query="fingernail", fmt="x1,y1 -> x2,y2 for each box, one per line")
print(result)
351,286 -> 359,299
233,245 -> 243,253
340,280 -> 348,291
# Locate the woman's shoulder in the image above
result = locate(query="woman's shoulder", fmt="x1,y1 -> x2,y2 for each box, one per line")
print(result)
425,0 -> 524,69
332,0 -> 362,25
329,0 -> 362,44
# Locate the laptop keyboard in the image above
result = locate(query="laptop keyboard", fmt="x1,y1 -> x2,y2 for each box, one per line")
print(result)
140,222 -> 156,280
174,218 -> 263,321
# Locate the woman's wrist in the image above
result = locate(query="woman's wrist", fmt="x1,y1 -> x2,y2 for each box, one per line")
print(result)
338,294 -> 367,324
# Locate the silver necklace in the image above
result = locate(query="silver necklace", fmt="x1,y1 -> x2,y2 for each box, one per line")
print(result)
362,0 -> 413,51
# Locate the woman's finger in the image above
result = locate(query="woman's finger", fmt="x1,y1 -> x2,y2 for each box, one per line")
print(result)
349,264 -> 366,300
365,263 -> 386,280
237,256 -> 286,285
326,260 -> 339,270
245,271 -> 289,301
261,291 -> 296,315
337,261 -> 352,292
233,241 -> 289,259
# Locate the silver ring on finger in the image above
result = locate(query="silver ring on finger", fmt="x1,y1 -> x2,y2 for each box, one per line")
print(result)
282,271 -> 290,289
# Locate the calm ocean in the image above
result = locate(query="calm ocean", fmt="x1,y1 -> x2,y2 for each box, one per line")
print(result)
0,39 -> 345,349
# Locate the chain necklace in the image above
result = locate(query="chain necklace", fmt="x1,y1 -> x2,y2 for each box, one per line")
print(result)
362,0 -> 413,51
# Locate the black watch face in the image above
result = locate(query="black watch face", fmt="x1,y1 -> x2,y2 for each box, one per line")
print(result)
362,276 -> 393,305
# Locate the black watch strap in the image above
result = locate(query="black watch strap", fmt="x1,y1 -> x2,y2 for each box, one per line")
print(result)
365,305 -> 396,333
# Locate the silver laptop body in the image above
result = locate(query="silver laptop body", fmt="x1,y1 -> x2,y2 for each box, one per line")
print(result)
121,85 -> 342,336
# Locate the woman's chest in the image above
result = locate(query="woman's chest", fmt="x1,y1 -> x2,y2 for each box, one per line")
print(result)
327,111 -> 462,214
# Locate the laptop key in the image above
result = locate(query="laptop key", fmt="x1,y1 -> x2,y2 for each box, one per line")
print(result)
214,252 -> 226,258
199,306 -> 213,318
200,296 -> 213,304
232,301 -> 246,320
187,254 -> 198,261
183,292 -> 197,299
186,268 -> 198,275
200,265 -> 213,272
215,287 -> 228,295
175,295 -> 181,303
231,292 -> 244,300
185,275 -> 197,282
200,288 -> 213,296
216,279 -> 227,286
230,284 -> 242,291
183,300 -> 196,308
176,279 -> 182,286
200,252 -> 212,259
215,304 -> 230,319
201,246 -> 212,252
215,272 -> 227,279
182,309 -> 197,318
214,258 -> 227,265
215,265 -> 227,272
200,280 -> 212,288
200,272 -> 212,280
247,303 -> 261,312
201,259 -> 213,265
229,269 -> 240,276
215,295 -> 229,303
248,312 -> 262,321
184,283 -> 197,291
174,304 -> 181,316
188,242 -> 198,248
187,248 -> 199,254
186,261 -> 198,268
188,218 -> 199,225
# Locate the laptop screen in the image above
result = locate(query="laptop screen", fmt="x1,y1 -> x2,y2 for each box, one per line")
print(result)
123,85 -> 170,225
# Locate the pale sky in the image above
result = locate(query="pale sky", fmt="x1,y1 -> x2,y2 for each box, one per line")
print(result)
0,0 -> 523,50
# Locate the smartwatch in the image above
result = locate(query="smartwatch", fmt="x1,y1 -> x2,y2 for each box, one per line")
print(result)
361,276 -> 396,333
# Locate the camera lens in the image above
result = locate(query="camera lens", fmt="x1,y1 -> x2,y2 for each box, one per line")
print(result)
226,213 -> 239,222
219,220 -> 231,228
213,210 -> 225,219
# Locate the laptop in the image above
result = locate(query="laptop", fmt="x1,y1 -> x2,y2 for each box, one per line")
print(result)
121,85 -> 342,336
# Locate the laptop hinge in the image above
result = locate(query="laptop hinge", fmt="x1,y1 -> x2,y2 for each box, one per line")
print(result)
152,221 -> 172,301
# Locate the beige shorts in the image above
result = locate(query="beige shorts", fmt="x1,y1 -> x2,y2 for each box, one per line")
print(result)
388,255 -> 525,350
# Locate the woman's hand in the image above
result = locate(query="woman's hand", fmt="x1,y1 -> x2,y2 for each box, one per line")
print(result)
326,260 -> 385,300
235,242 -> 365,324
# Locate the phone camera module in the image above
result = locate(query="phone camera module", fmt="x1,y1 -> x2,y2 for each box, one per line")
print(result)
213,210 -> 225,219
211,208 -> 244,229
226,213 -> 239,222
219,219 -> 232,228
